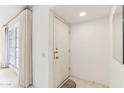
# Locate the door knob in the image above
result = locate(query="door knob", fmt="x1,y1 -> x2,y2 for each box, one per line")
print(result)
56,57 -> 59,59
54,51 -> 58,53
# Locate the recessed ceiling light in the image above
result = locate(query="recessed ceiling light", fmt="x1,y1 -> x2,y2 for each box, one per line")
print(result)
80,12 -> 86,16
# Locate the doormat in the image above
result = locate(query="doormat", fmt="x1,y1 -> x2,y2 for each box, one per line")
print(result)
61,79 -> 76,88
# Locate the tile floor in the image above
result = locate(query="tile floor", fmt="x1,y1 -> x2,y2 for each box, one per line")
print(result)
0,68 -> 18,88
0,68 -> 109,88
70,76 -> 109,88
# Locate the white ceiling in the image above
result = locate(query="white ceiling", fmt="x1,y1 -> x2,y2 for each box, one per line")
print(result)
0,5 -> 113,26
52,5 -> 112,24
0,5 -> 26,25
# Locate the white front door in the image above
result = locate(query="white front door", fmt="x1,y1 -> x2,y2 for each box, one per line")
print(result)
54,17 -> 70,87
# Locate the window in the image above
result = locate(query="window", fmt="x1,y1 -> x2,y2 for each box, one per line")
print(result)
8,22 -> 19,68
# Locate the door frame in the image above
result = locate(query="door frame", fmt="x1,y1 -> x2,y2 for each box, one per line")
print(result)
49,10 -> 71,88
